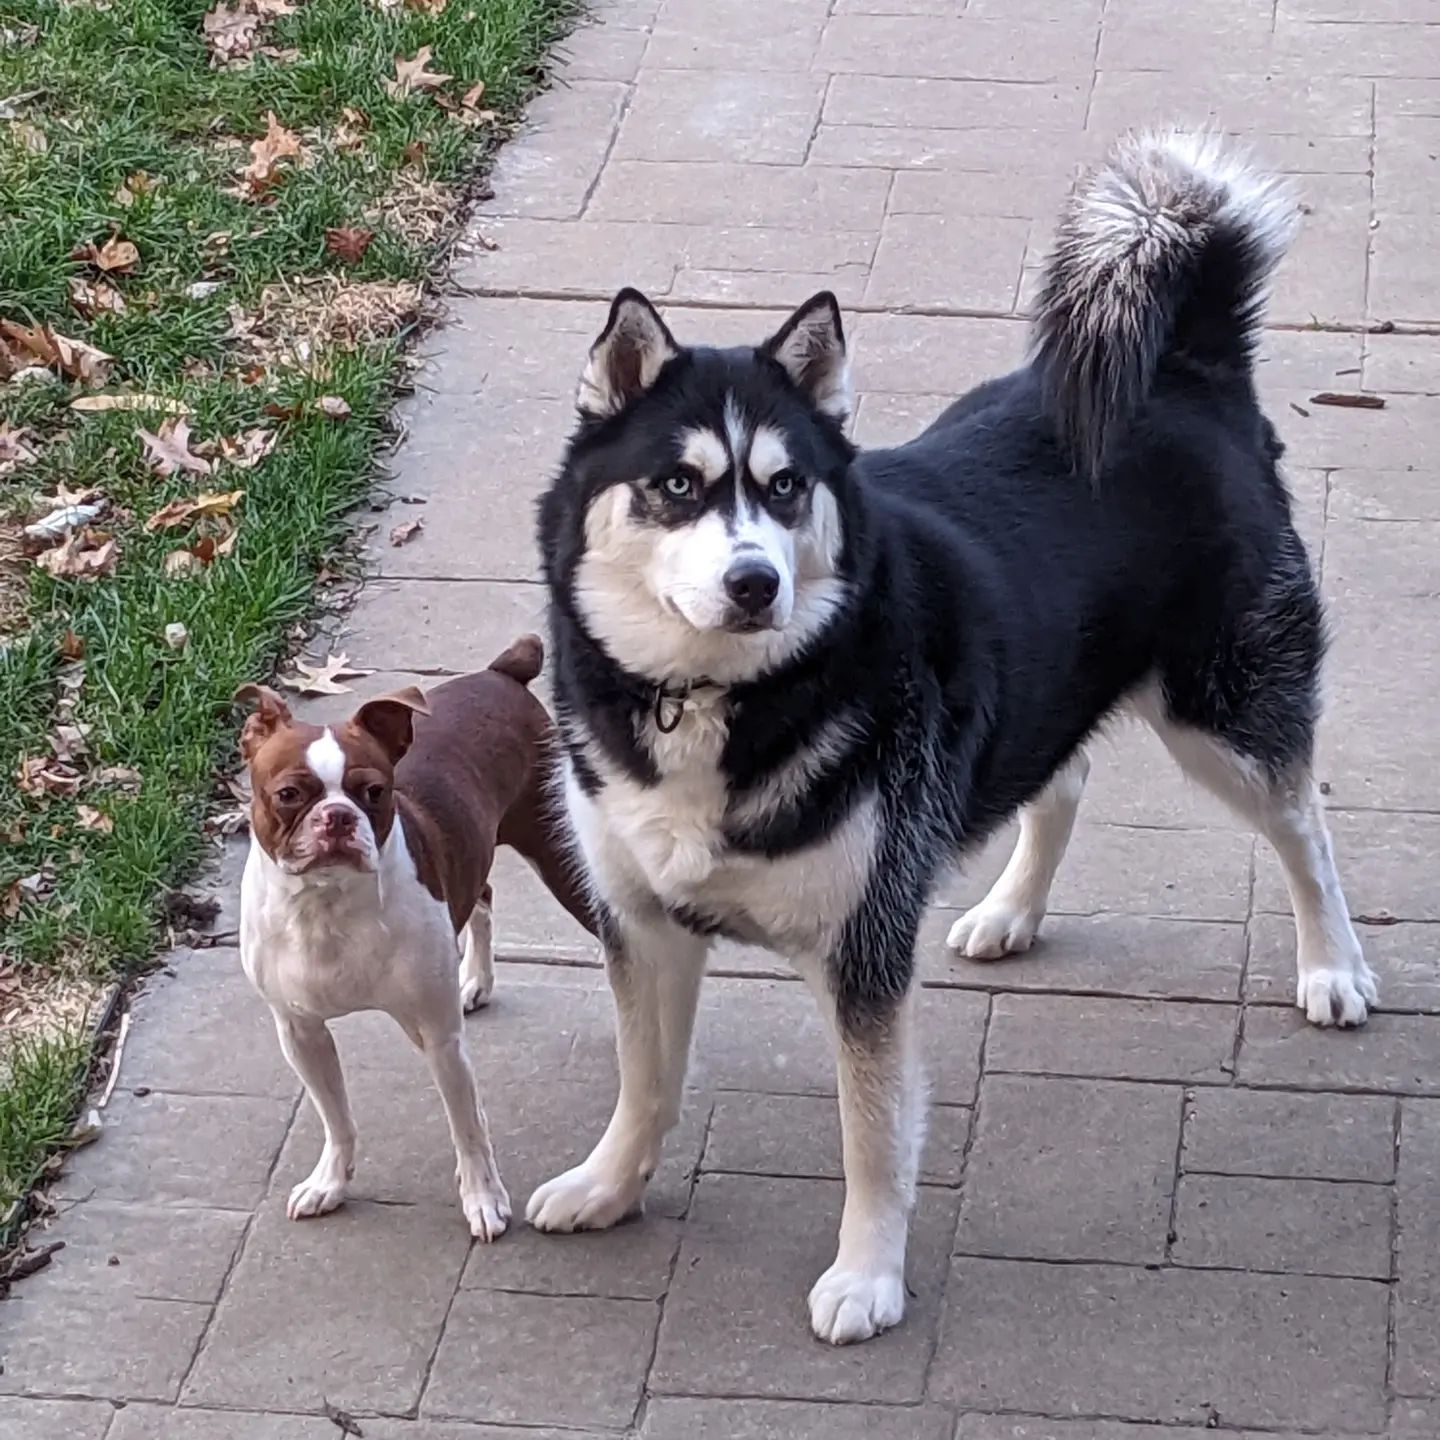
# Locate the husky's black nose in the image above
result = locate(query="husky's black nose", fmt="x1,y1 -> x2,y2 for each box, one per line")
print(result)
724,558 -> 780,617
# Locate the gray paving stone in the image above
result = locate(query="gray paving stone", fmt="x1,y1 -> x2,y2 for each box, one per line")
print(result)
1324,516 -> 1440,606
704,1091 -> 971,1185
957,1076 -> 1181,1263
691,975 -> 987,1104
644,0 -> 829,72
1172,1172 -> 1392,1278
587,161 -> 892,229
1081,722 -> 1248,831
465,217 -> 681,297
184,1198 -> 470,1414
1098,3 -> 1275,76
669,226 -> 878,308
851,313 -> 1025,395
1329,467 -> 1440,521
553,19 -> 649,84
1364,333 -> 1440,395
986,994 -> 1237,1084
338,577 -> 547,674
651,1175 -> 958,1402
865,213 -> 1030,312
1184,1086 -> 1396,1182
1272,16 -> 1440,78
0,1284 -> 209,1403
1253,808 -> 1440,922
0,1398 -> 114,1440
936,822 -> 1256,921
853,392 -> 950,447
1396,1098 -> 1440,1395
1269,173 -> 1371,326
644,1397 -> 953,1439
954,1421 -> 1325,1440
482,81 -> 627,220
935,1259 -> 1388,1429
821,74 -> 1090,132
919,912 -> 1246,1003
109,1410 -> 335,1440
1248,912 -> 1440,1015
1240,1008 -> 1440,1095
1372,211 -> 1440,323
614,70 -> 825,164
52,1089 -> 291,1210
818,14 -> 1098,81
423,1290 -> 656,1428
887,163 -> 1079,222
117,945 -> 297,1100
1395,1399 -> 1440,1437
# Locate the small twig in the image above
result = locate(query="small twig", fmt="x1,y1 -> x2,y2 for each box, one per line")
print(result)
98,1010 -> 132,1108
1308,392 -> 1385,409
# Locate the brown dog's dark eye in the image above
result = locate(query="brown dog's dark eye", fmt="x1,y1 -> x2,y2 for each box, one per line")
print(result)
276,785 -> 302,806
365,783 -> 386,806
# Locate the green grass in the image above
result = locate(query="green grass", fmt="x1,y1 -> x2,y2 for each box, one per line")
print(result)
0,0 -> 574,1241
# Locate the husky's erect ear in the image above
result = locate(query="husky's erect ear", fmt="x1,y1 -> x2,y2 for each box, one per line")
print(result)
578,289 -> 679,419
761,292 -> 851,427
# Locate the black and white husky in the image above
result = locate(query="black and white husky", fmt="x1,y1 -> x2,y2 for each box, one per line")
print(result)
528,132 -> 1378,1345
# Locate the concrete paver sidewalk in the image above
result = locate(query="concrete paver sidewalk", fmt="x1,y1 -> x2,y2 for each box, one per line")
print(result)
4,0 -> 1440,1436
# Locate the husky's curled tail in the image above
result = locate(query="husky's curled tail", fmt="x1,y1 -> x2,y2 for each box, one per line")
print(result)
1033,131 -> 1300,479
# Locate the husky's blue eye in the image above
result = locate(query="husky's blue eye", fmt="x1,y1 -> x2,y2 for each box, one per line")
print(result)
770,471 -> 799,498
662,474 -> 694,499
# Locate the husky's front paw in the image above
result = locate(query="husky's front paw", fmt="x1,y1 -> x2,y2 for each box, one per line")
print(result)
526,1163 -> 646,1233
807,1264 -> 906,1345
1298,961 -> 1378,1028
946,896 -> 1043,960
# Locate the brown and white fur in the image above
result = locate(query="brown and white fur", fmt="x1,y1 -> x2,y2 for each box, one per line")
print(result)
236,635 -> 594,1238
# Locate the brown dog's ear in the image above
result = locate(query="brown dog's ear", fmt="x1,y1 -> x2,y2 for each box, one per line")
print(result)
234,684 -> 294,763
352,686 -> 430,764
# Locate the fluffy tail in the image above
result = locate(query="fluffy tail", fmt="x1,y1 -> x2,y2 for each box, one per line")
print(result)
1032,130 -> 1299,478
487,633 -> 544,686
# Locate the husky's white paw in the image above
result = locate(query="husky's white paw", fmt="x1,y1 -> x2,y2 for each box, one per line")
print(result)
807,1264 -> 906,1346
1298,961 -> 1378,1028
459,970 -> 494,1012
526,1163 -> 646,1233
946,896 -> 1043,960
287,1159 -> 350,1220
463,1182 -> 512,1243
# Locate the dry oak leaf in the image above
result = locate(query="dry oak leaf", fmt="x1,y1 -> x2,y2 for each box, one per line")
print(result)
279,652 -> 371,696
239,111 -> 303,196
385,46 -> 452,98
72,234 -> 141,274
405,0 -> 447,12
36,530 -> 119,581
203,3 -> 262,61
17,755 -> 84,797
76,804 -> 114,834
114,170 -> 156,207
67,276 -> 127,319
389,518 -> 422,546
218,427 -> 277,468
314,394 -> 351,420
139,417 -> 213,479
325,225 -> 374,265
144,487 -> 244,532
0,420 -> 37,474
164,549 -> 203,577
71,392 -> 188,415
60,629 -> 86,660
0,319 -> 112,382
11,119 -> 47,153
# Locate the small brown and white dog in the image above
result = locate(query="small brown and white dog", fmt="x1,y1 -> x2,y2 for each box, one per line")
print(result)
235,635 -> 593,1240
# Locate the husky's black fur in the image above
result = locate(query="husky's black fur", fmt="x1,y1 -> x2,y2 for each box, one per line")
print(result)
537,136 -> 1321,1024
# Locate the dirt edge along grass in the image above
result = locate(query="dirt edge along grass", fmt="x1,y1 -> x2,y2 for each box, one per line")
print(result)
0,0 -> 579,1245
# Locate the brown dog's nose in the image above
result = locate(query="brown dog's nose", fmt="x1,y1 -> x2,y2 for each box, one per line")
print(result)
316,805 -> 357,837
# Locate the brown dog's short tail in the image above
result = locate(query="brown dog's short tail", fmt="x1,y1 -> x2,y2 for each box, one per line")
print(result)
487,633 -> 544,686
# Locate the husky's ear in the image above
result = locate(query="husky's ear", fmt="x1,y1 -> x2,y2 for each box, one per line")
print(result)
761,292 -> 851,427
578,289 -> 679,419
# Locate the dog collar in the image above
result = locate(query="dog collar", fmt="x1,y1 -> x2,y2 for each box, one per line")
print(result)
650,678 -> 721,734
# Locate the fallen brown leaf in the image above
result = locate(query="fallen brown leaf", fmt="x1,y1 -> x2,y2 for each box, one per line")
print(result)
71,392 -> 188,415
325,225 -> 374,265
72,234 -> 140,274
144,487 -> 244,532
67,276 -> 127,319
95,765 -> 142,789
0,319 -> 113,382
314,394 -> 352,420
203,2 -> 262,62
401,139 -> 428,168
138,418 -> 213,479
114,170 -> 156,207
1309,392 -> 1386,410
164,549 -> 203,577
279,652 -> 371,696
0,420 -> 37,474
59,630 -> 86,660
334,105 -> 369,150
238,111 -> 303,198
218,427 -> 277,469
385,45 -> 452,98
76,804 -> 114,834
461,80 -> 484,109
389,518 -> 423,546
49,723 -> 91,763
35,531 -> 119,581
405,0 -> 447,12
12,119 -> 47,153
17,755 -> 84,797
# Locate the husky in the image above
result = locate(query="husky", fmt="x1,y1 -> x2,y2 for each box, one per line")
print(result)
527,131 -> 1378,1345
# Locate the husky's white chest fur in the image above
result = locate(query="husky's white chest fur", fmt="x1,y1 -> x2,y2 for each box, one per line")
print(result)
567,692 -> 879,961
